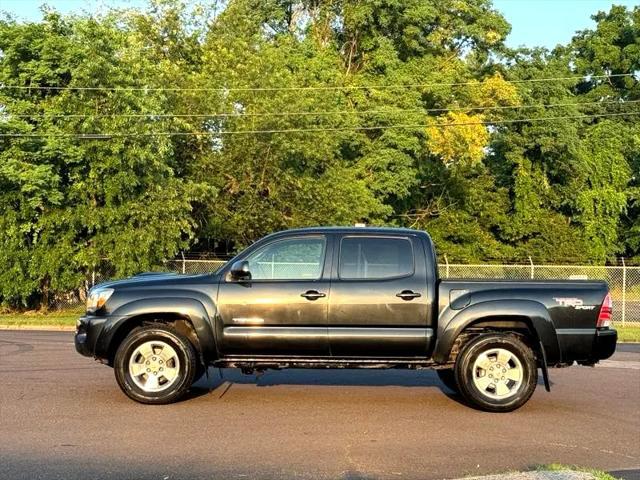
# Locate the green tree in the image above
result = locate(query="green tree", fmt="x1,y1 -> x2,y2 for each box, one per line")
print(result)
570,5 -> 640,260
0,9 -> 208,307
1,1 -> 638,308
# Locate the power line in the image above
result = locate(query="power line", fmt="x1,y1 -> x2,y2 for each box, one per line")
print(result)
0,73 -> 635,93
0,111 -> 637,138
5,99 -> 639,119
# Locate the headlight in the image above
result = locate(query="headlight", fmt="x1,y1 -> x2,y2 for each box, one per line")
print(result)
86,288 -> 114,313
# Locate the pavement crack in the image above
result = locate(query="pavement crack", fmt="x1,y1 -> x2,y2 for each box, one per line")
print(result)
218,381 -> 233,399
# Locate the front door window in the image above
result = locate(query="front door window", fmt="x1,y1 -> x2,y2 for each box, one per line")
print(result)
246,237 -> 326,280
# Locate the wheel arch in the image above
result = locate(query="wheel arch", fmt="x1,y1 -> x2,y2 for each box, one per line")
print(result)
433,299 -> 560,365
96,297 -> 217,365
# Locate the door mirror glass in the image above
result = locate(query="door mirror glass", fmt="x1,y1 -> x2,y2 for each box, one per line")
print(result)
229,260 -> 251,281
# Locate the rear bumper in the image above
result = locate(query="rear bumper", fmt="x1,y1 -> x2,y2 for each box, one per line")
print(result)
593,328 -> 617,361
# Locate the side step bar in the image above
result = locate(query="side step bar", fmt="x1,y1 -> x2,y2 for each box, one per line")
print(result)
213,356 -> 444,372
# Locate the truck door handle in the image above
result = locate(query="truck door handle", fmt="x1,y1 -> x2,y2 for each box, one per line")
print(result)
396,290 -> 421,300
301,290 -> 326,300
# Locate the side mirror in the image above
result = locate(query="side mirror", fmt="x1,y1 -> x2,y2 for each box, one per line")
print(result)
229,260 -> 251,281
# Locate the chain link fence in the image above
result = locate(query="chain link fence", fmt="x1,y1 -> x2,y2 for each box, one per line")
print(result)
440,263 -> 639,327
163,259 -> 228,275
50,259 -> 228,310
52,259 -> 640,327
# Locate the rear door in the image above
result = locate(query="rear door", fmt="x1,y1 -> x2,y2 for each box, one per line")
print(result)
328,234 -> 432,357
216,234 -> 331,356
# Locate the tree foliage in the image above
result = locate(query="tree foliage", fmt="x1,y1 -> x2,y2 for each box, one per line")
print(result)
0,1 -> 638,307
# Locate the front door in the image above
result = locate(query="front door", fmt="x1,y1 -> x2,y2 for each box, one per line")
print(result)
328,234 -> 432,357
216,235 -> 331,356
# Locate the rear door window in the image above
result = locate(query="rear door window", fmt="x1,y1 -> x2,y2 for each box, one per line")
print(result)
339,236 -> 414,280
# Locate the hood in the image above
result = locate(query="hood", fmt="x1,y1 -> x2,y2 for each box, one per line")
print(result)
93,272 -> 212,290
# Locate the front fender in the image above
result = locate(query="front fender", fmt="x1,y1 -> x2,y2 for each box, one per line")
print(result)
433,299 -> 561,364
95,297 -> 217,361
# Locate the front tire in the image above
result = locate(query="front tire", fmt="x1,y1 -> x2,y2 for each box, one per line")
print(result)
114,325 -> 197,404
454,333 -> 537,412
436,368 -> 458,393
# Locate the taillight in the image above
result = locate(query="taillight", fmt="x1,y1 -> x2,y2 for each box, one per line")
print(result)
597,292 -> 612,328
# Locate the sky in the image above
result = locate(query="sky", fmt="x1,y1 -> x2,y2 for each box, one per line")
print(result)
0,0 -> 638,49
493,0 -> 639,48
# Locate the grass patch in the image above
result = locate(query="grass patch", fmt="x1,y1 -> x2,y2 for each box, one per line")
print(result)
0,309 -> 82,328
538,463 -> 619,480
615,324 -> 640,343
0,312 -> 639,343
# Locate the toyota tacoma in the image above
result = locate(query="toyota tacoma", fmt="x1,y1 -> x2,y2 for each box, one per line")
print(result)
75,227 -> 617,412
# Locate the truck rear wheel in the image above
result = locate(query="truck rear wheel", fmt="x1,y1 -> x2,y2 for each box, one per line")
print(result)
454,333 -> 537,412
114,325 -> 197,404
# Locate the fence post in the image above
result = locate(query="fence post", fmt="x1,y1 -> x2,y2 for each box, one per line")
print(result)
444,255 -> 450,279
529,256 -> 534,279
621,257 -> 626,327
181,251 -> 186,275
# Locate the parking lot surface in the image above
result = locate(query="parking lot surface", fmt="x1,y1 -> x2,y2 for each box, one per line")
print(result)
1,331 -> 638,480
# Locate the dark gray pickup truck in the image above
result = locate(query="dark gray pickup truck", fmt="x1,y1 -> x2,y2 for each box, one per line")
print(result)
75,227 -> 617,411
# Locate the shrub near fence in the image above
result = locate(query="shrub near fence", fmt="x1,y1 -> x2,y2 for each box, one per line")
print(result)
53,260 -> 640,327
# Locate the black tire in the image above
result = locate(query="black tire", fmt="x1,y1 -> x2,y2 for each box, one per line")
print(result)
193,361 -> 208,384
114,324 -> 197,404
454,333 -> 537,412
436,368 -> 459,393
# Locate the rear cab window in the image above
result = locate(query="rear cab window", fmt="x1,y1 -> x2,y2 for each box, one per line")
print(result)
338,236 -> 414,280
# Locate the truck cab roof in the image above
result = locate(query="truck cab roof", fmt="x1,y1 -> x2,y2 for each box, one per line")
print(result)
263,226 -> 431,238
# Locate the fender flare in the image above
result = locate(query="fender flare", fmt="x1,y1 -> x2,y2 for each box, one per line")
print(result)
432,299 -> 561,365
95,297 -> 217,362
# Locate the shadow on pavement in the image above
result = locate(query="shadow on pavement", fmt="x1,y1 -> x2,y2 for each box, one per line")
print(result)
196,366 -> 449,389
191,365 -> 552,390
610,469 -> 640,480
185,367 -> 556,408
181,365 -> 558,409
0,451 -> 256,480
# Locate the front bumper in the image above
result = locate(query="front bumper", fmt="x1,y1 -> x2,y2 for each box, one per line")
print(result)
593,328 -> 617,361
74,315 -> 109,358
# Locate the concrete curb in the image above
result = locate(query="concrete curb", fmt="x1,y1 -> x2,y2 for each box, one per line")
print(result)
597,359 -> 640,369
457,471 -> 595,480
0,325 -> 76,331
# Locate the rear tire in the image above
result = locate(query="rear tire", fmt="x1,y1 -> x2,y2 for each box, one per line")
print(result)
436,368 -> 458,393
114,324 -> 197,404
454,333 -> 537,412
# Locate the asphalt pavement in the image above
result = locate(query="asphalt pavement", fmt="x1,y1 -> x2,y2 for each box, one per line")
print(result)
0,330 -> 638,480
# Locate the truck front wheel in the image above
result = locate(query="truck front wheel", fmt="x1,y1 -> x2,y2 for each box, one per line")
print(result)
436,368 -> 458,393
454,333 -> 537,412
114,325 -> 197,404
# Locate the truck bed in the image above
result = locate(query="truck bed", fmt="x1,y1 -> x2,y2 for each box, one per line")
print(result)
438,278 -> 610,364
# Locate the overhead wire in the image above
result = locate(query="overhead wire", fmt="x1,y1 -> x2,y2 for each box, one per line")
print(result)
0,73 -> 635,93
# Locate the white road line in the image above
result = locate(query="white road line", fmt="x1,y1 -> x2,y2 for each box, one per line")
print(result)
596,360 -> 640,370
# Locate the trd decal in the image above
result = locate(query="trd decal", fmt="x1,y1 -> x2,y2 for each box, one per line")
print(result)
553,297 -> 596,310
